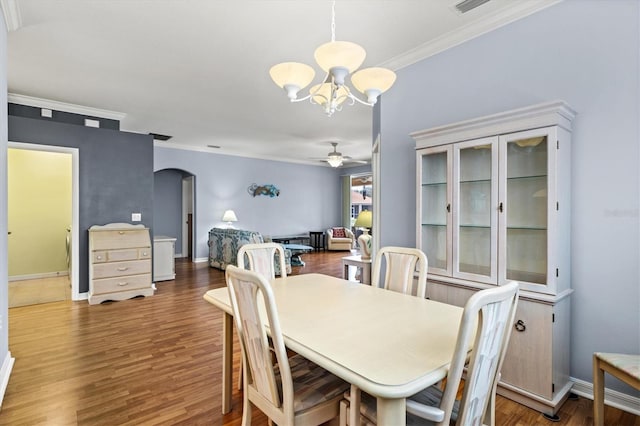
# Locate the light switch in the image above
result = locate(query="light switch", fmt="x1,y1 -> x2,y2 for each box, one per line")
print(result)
131,213 -> 142,222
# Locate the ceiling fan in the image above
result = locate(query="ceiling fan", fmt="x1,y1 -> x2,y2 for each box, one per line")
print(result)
317,142 -> 368,168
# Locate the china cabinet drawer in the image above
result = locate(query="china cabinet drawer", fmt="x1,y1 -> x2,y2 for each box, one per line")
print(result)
88,223 -> 154,304
92,274 -> 152,294
92,259 -> 150,279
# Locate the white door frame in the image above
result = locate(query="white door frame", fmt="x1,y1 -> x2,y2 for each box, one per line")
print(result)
181,175 -> 194,260
7,142 -> 81,300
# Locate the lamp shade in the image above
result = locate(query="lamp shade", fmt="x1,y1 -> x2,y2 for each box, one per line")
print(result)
351,67 -> 396,103
309,82 -> 349,107
354,210 -> 372,228
327,154 -> 343,168
222,210 -> 238,223
314,41 -> 366,73
269,62 -> 316,99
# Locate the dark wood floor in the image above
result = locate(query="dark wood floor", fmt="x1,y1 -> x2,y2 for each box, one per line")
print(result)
1,250 -> 637,425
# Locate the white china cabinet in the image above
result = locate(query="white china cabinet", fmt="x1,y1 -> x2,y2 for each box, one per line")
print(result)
413,101 -> 575,418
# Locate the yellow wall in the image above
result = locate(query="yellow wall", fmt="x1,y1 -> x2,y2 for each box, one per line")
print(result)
8,148 -> 72,277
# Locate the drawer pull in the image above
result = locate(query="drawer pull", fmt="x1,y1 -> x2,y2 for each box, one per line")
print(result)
117,282 -> 129,286
96,255 -> 102,260
142,252 -> 148,256
117,267 -> 129,271
514,319 -> 526,332
118,231 -> 125,235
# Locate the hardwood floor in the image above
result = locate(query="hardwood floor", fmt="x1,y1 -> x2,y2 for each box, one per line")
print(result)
1,250 -> 637,425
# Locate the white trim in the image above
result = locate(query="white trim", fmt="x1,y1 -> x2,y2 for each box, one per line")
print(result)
194,257 -> 209,263
8,93 -> 126,121
9,271 -> 68,282
0,351 -> 15,408
570,376 -> 640,417
411,100 -> 576,149
0,0 -> 21,32
76,292 -> 88,301
381,0 -> 561,71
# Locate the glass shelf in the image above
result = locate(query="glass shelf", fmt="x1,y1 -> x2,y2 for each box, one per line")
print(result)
459,224 -> 490,229
460,178 -> 491,184
507,174 -> 547,181
422,182 -> 447,187
422,223 -> 447,227
507,226 -> 547,231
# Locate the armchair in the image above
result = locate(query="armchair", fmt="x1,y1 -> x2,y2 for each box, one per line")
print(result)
326,227 -> 355,251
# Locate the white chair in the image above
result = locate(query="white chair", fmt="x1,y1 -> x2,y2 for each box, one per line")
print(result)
237,242 -> 287,279
371,246 -> 428,298
226,265 -> 349,426
340,281 -> 520,426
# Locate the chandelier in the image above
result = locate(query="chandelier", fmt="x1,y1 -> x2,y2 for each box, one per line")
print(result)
269,0 -> 396,117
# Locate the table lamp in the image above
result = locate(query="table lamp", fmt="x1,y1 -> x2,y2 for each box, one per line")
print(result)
222,210 -> 238,228
354,210 -> 372,260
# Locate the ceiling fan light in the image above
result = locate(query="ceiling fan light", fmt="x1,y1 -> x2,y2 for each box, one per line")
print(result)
269,62 -> 316,99
314,41 -> 366,74
351,67 -> 397,103
327,154 -> 343,167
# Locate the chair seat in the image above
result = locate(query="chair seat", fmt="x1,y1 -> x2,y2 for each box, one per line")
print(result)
277,354 -> 349,413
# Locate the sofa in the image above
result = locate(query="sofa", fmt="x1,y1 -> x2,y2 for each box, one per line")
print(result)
208,228 -> 291,275
326,227 -> 355,251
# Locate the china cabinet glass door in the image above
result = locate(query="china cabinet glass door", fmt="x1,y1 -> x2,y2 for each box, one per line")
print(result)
419,146 -> 451,276
453,138 -> 498,284
499,127 -> 554,289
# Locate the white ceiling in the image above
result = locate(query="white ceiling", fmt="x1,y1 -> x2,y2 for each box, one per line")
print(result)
4,0 -> 557,167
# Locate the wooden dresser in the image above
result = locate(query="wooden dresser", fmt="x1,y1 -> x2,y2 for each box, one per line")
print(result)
88,223 -> 154,304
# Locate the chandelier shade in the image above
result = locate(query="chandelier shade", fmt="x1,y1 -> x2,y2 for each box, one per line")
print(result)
351,67 -> 397,103
269,62 -> 316,100
268,0 -> 396,116
310,83 -> 349,110
314,41 -> 366,75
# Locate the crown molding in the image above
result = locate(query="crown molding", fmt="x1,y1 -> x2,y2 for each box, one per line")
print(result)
0,0 -> 21,32
381,0 -> 562,71
8,93 -> 126,121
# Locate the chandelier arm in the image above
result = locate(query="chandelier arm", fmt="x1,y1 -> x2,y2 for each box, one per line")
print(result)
347,92 -> 375,107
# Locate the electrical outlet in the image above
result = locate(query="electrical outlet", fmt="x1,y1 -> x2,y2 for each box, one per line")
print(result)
131,213 -> 142,222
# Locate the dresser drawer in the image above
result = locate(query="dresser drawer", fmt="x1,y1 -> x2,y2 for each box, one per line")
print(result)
93,251 -> 107,263
138,248 -> 151,259
91,230 -> 150,250
92,260 -> 151,279
92,274 -> 151,295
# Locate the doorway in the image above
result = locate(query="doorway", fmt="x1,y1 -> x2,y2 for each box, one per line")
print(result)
7,142 -> 80,306
350,173 -> 373,238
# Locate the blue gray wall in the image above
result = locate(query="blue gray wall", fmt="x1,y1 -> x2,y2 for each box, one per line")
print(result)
378,0 -> 639,393
154,147 -> 343,260
8,115 -> 154,293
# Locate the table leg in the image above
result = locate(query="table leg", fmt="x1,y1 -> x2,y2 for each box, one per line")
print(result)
593,354 -> 605,426
222,312 -> 233,414
377,397 -> 406,425
343,263 -> 349,280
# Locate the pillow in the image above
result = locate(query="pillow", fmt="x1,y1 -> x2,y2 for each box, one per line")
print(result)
332,227 -> 346,238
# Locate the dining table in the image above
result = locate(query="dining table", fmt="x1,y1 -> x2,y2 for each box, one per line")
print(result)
203,273 -> 466,425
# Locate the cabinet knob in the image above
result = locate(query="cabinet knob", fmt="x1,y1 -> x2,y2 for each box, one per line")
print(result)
97,255 -> 102,260
514,319 -> 526,332
117,267 -> 128,271
142,252 -> 148,256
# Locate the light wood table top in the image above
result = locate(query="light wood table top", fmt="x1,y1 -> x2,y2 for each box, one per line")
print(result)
204,273 -> 465,424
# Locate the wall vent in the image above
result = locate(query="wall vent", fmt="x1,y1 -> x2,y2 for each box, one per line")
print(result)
455,0 -> 491,14
149,133 -> 172,141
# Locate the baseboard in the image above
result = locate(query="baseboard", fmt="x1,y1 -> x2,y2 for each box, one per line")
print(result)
570,376 -> 640,416
174,253 -> 183,258
194,257 -> 208,263
0,351 -> 15,408
9,271 -> 68,282
75,292 -> 88,301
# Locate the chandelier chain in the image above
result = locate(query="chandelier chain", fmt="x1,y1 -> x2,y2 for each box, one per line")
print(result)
331,0 -> 336,42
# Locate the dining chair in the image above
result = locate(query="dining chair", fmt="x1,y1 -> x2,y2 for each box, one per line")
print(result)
225,265 -> 349,426
371,246 -> 428,298
237,242 -> 287,279
339,281 -> 520,426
